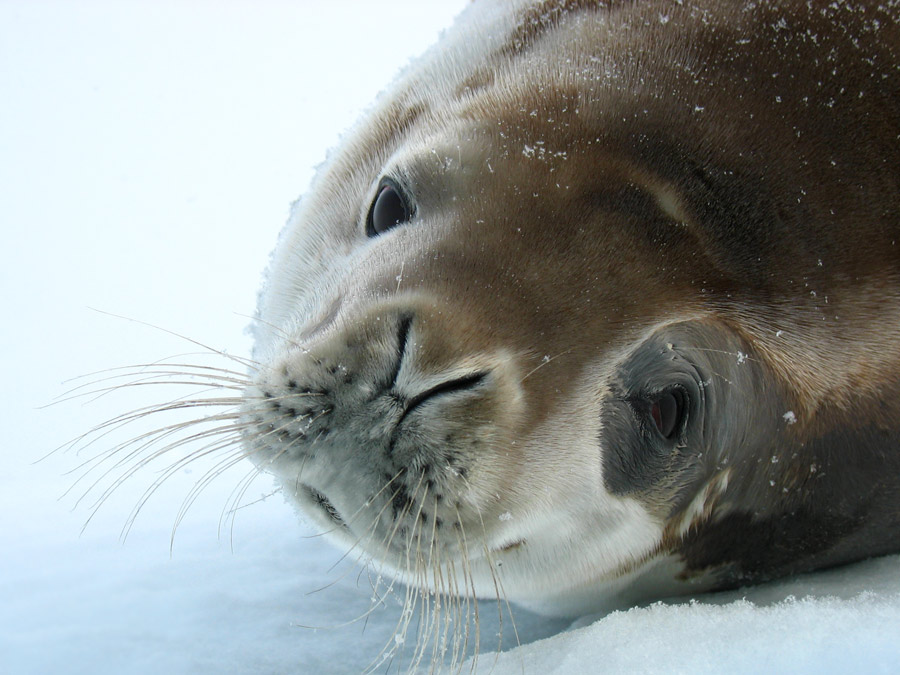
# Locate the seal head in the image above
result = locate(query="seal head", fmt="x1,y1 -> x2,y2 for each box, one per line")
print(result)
243,0 -> 900,616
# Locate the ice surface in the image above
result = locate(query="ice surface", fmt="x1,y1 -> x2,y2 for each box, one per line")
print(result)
2,2 -> 899,673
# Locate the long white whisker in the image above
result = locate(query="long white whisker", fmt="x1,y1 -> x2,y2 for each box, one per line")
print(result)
86,308 -> 258,370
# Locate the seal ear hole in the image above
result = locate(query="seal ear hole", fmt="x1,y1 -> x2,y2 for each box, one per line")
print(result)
650,388 -> 687,440
366,178 -> 413,237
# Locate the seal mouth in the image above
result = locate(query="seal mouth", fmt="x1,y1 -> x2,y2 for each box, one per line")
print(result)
301,484 -> 346,528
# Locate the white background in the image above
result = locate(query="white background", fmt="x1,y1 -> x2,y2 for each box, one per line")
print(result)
3,2 -> 899,673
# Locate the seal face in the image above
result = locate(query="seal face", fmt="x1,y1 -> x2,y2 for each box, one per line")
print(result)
242,0 -> 900,616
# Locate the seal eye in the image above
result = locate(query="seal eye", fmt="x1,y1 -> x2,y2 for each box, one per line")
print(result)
650,389 -> 685,440
367,179 -> 412,237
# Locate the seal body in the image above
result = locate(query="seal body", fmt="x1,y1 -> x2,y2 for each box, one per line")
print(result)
243,0 -> 900,616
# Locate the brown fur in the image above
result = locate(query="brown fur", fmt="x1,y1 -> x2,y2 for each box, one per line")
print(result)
247,0 -> 900,621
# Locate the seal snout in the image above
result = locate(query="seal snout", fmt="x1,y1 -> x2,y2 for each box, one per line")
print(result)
243,302 -> 525,554
394,370 -> 489,429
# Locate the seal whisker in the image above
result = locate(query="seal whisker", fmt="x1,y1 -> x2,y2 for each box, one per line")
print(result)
71,408 -> 250,478
86,308 -> 259,370
117,434 -> 250,541
375,473 -> 429,672
406,481 -> 437,673
453,508 -> 479,672
357,558 -> 422,674
67,414 -> 250,513
57,396 -> 246,468
446,538 -> 468,672
425,501 -> 456,672
679,346 -> 763,364
298,481 -> 411,609
218,472 -> 281,549
56,359 -> 253,394
51,373 -> 249,409
444,551 -> 464,671
520,348 -> 573,382
167,447 -> 261,549
323,478 -> 406,571
59,359 -> 254,389
292,555 -> 405,632
457,473 -> 518,669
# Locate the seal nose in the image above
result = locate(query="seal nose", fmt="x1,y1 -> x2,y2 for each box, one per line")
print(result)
381,312 -> 492,424
384,313 -> 414,391
394,371 -> 489,427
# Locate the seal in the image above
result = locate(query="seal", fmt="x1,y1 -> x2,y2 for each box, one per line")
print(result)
241,0 -> 900,627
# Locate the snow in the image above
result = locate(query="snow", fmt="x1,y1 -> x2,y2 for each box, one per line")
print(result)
2,1 -> 899,673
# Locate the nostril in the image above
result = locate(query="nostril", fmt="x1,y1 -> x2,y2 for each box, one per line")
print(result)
386,313 -> 414,390
398,371 -> 489,426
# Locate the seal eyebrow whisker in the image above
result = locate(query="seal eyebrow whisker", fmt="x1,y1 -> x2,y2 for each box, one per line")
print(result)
245,313 -> 309,354
87,308 -> 260,370
678,346 -> 762,364
521,348 -> 573,382
663,344 -> 744,386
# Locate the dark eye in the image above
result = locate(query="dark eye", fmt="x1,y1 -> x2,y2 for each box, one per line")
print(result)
650,388 -> 686,440
366,179 -> 412,237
